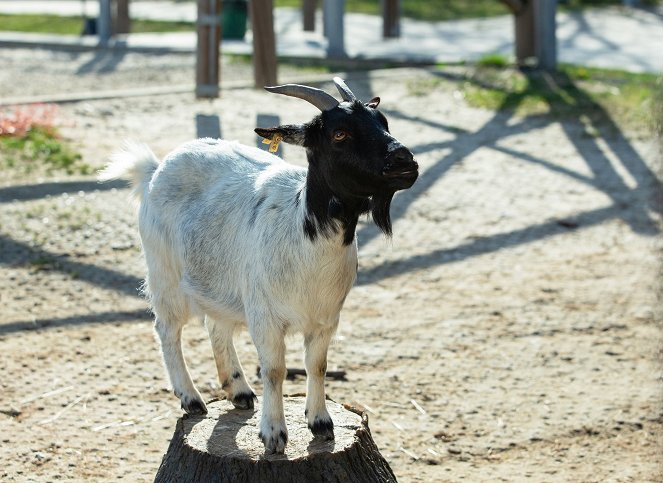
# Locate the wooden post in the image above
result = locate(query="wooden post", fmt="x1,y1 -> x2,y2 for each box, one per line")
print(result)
154,397 -> 397,483
514,0 -> 557,70
381,0 -> 400,38
115,0 -> 130,34
196,0 -> 222,98
324,0 -> 345,58
250,0 -> 278,88
514,0 -> 535,63
302,0 -> 317,32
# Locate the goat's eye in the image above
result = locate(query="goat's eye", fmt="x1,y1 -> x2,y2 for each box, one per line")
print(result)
332,130 -> 347,142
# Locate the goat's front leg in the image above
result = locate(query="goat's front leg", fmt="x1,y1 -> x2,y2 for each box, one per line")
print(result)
249,319 -> 287,454
304,327 -> 335,440
205,317 -> 256,409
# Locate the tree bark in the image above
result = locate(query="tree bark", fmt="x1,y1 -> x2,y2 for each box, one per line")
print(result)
154,396 -> 397,483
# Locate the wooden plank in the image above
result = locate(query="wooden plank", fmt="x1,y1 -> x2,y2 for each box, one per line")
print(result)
250,0 -> 278,87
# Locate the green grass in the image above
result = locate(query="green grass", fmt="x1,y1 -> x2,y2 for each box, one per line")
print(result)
0,127 -> 89,175
277,0 -> 662,20
275,0 -> 510,20
2,1 -> 662,34
454,64 -> 661,134
0,14 -> 193,35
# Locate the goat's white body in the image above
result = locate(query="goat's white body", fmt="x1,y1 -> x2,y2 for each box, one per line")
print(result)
103,138 -> 357,452
138,138 -> 357,329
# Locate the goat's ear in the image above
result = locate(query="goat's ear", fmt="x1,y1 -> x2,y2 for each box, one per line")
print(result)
366,97 -> 380,109
255,124 -> 306,147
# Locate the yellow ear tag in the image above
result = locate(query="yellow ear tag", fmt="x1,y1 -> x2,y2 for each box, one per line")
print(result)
262,134 -> 282,153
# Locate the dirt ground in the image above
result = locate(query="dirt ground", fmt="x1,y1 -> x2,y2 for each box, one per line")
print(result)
1,48 -> 662,482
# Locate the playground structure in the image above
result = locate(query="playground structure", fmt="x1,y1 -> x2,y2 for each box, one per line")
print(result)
89,0 -> 560,97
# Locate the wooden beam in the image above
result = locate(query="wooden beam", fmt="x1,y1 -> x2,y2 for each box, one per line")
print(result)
196,0 -> 222,98
382,0 -> 400,38
514,0 -> 557,71
302,0 -> 316,32
115,0 -> 130,34
514,0 -> 535,63
250,0 -> 278,87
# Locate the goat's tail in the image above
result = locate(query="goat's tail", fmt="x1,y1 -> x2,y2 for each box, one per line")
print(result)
98,141 -> 159,200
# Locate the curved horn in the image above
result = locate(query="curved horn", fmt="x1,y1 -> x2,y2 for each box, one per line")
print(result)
333,77 -> 356,102
264,84 -> 339,111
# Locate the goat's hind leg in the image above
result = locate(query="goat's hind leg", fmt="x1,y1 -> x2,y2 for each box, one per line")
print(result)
206,317 -> 256,409
154,310 -> 207,415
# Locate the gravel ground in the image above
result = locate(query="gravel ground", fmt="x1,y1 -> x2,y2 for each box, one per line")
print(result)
1,48 -> 662,482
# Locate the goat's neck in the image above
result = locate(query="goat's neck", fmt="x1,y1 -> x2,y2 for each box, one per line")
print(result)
304,162 -> 369,246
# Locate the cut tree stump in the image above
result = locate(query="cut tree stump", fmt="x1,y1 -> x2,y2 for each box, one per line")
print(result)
154,396 -> 397,483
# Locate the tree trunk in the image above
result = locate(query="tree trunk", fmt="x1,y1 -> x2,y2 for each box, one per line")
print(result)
154,396 -> 397,483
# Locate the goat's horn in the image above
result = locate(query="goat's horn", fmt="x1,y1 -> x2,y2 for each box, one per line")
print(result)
333,77 -> 356,102
264,84 -> 339,111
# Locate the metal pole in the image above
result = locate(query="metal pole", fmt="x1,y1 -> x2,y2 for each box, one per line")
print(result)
534,0 -> 557,71
325,0 -> 345,58
98,0 -> 112,46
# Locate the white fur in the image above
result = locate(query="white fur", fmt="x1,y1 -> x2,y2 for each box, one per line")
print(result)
102,138 -> 356,453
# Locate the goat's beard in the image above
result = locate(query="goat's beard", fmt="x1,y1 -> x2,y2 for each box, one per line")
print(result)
370,192 -> 395,236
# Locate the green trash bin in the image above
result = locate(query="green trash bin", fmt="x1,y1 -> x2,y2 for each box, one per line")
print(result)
222,0 -> 248,40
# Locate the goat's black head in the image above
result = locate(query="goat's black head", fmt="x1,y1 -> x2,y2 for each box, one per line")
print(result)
255,77 -> 418,236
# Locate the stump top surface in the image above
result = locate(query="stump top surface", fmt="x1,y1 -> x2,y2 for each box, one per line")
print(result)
182,396 -> 363,461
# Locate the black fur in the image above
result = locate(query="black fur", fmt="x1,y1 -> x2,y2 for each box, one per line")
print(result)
309,417 -> 335,440
182,398 -> 207,415
259,428 -> 288,454
255,99 -> 418,246
231,391 -> 257,410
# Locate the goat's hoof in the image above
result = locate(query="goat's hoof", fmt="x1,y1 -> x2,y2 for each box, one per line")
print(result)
231,391 -> 257,410
259,427 -> 288,454
309,417 -> 335,440
181,398 -> 208,415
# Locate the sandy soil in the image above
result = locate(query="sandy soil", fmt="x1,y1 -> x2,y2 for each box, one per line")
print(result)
1,49 -> 662,482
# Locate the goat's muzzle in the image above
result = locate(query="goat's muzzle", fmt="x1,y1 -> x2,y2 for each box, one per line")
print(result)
382,147 -> 418,190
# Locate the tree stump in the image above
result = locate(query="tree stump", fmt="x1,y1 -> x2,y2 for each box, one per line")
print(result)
154,396 -> 397,483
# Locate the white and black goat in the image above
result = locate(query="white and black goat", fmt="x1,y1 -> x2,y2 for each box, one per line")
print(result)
100,78 -> 418,454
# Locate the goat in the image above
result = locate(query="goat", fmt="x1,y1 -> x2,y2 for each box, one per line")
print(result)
99,77 -> 418,454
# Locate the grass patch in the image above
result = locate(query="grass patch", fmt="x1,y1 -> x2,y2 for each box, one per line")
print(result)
406,62 -> 660,135
1,126 -> 89,175
275,0 -> 510,20
459,64 -> 661,134
0,14 -> 193,35
1,105 -> 89,176
3,1 -> 662,34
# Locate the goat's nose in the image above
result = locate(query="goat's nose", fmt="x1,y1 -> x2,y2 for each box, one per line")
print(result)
388,146 -> 414,164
